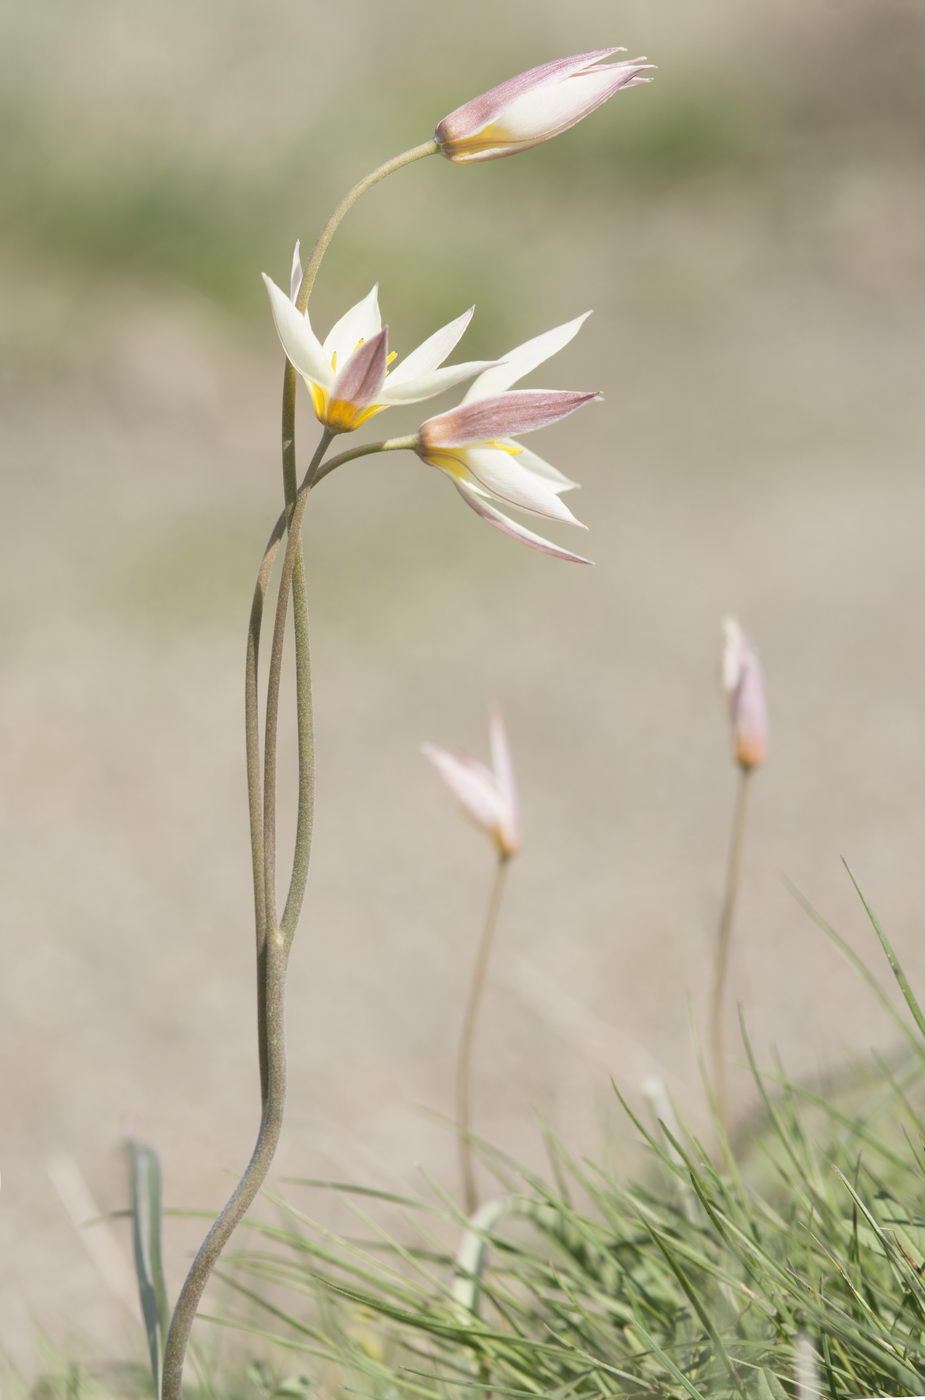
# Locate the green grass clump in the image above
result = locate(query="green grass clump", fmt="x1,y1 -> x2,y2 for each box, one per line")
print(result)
210,894 -> 925,1400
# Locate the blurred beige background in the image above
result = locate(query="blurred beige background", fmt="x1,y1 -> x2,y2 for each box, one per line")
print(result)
3,0 -> 925,1376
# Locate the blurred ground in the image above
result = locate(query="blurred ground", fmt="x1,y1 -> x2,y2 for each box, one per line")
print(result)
3,0 -> 925,1377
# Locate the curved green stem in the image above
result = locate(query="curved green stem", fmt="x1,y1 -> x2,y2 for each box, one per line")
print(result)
160,927 -> 290,1400
245,514 -> 286,1103
294,142 -> 439,316
709,765 -> 753,1138
263,431 -> 333,937
457,854 -> 511,1215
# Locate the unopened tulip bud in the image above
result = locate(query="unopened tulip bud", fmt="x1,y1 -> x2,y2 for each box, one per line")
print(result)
721,618 -> 768,770
422,713 -> 520,858
435,49 -> 655,165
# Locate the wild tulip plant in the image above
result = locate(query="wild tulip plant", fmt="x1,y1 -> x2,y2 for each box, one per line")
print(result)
709,617 -> 768,1137
423,713 -> 520,1212
158,48 -> 654,1399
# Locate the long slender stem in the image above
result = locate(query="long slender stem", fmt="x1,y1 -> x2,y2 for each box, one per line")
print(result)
245,515 -> 286,1104
456,853 -> 511,1215
160,927 -> 290,1400
294,141 -> 439,317
709,765 -> 753,1136
262,431 -> 333,936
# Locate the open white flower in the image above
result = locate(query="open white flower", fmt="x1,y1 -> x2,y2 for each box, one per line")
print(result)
415,313 -> 599,563
263,245 -> 496,434
422,713 -> 520,858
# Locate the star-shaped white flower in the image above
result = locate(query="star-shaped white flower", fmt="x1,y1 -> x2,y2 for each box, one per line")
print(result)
263,245 -> 497,434
415,312 -> 599,563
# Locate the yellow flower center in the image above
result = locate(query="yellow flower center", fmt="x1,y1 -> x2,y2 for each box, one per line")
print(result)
307,380 -> 385,434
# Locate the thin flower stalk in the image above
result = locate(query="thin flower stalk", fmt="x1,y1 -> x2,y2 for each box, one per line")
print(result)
245,511 -> 286,1102
456,851 -> 511,1215
162,430 -> 407,1398
709,763 -> 752,1138
710,619 -> 768,1136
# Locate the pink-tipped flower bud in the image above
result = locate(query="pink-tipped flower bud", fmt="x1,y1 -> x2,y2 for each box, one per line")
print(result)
422,713 -> 520,859
435,49 -> 655,165
722,618 -> 768,770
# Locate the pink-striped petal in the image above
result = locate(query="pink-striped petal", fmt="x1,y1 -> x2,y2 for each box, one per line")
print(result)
330,327 -> 389,410
420,390 -> 599,449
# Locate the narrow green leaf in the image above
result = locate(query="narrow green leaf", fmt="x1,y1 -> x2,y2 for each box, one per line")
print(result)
128,1138 -> 170,1391
844,861 -> 925,1042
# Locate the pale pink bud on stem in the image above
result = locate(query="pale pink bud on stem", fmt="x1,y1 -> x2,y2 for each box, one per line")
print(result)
435,49 -> 656,164
711,619 -> 767,1149
722,617 -> 768,770
422,714 -> 519,1211
421,712 -> 520,858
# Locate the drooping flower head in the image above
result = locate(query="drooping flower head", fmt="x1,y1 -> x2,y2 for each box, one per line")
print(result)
263,246 -> 497,433
415,313 -> 599,562
436,49 -> 655,164
422,713 -> 520,859
721,618 -> 768,770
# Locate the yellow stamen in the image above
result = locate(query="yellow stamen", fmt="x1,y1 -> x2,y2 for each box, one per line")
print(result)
329,350 -> 337,372
386,350 -> 398,366
484,439 -> 523,456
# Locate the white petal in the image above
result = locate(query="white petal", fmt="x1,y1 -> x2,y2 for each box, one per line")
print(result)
499,439 -> 579,494
290,241 -> 303,303
379,359 -> 499,406
454,484 -> 593,565
721,616 -> 744,695
323,286 -> 381,365
262,274 -> 330,385
494,66 -> 631,143
385,307 -> 475,386
463,312 -> 591,402
421,744 -> 507,840
459,446 -> 586,525
489,712 -> 520,851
